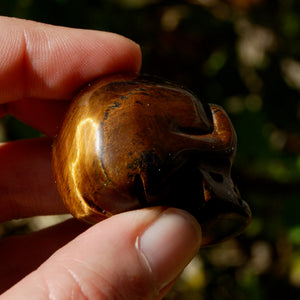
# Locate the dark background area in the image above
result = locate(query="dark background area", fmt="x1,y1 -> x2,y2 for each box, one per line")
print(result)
0,0 -> 300,299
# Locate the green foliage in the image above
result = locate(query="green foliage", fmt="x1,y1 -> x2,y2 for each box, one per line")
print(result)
0,0 -> 300,299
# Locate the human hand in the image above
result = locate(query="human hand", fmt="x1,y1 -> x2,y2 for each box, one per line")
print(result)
0,17 -> 202,299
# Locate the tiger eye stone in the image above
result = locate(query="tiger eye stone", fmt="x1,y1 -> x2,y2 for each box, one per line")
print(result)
52,73 -> 251,247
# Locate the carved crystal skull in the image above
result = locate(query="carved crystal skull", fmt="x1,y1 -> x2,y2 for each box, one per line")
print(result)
52,73 -> 251,247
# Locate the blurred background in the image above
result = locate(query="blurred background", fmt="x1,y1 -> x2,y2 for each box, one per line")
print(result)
0,0 -> 300,299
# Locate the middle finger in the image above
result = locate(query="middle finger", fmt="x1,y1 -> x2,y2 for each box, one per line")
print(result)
0,137 -> 66,222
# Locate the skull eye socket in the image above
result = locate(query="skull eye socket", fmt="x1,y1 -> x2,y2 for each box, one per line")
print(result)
176,125 -> 210,136
133,174 -> 147,207
203,102 -> 213,124
175,102 -> 213,136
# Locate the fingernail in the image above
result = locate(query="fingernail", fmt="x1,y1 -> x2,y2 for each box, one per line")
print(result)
136,208 -> 202,290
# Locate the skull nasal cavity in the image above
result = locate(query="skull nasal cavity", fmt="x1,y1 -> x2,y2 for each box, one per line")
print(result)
209,172 -> 224,183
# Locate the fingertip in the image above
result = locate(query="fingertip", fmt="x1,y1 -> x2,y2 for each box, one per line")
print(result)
137,208 -> 202,291
100,31 -> 142,74
1,208 -> 200,299
0,17 -> 142,102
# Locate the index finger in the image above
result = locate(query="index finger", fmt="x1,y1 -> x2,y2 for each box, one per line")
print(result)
0,17 -> 142,103
0,17 -> 142,220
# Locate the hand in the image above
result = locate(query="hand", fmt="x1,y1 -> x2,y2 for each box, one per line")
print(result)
0,17 -> 202,299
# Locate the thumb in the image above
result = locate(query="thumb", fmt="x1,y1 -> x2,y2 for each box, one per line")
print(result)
1,207 -> 202,300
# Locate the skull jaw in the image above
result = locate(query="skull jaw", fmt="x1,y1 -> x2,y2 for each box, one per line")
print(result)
138,164 -> 252,247
149,190 -> 251,248
191,196 -> 252,247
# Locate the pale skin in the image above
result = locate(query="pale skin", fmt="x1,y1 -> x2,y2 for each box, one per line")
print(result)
0,17 -> 202,300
